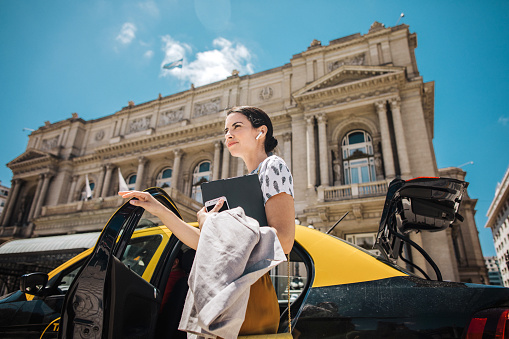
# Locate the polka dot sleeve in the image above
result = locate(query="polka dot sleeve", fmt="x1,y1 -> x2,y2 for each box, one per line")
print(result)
257,155 -> 294,205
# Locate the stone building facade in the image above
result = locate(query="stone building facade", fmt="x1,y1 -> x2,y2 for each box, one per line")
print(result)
0,22 -> 486,283
485,256 -> 503,286
0,181 -> 9,216
486,165 -> 509,286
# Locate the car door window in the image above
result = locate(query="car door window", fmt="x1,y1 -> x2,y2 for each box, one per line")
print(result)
270,247 -> 309,305
120,234 -> 162,277
56,265 -> 81,293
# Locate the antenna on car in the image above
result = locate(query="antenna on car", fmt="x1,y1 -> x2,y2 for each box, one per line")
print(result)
326,211 -> 349,235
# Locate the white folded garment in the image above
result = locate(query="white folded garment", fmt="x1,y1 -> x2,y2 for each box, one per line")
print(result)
178,207 -> 286,339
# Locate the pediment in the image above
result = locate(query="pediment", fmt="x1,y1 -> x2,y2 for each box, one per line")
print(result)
293,65 -> 405,100
8,149 -> 56,167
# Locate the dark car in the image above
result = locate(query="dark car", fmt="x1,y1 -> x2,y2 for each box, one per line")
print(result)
2,180 -> 509,338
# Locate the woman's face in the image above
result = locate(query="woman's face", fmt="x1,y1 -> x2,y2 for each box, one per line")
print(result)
224,112 -> 262,157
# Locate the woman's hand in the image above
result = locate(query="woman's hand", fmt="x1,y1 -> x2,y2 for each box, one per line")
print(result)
118,191 -> 165,217
197,198 -> 224,230
119,190 -> 202,250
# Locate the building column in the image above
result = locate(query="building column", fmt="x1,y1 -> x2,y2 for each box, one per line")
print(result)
221,143 -> 230,179
283,133 -> 292,171
94,166 -> 106,199
375,101 -> 396,179
101,164 -> 114,197
213,141 -> 222,180
1,179 -> 22,226
33,173 -> 52,218
317,114 -> 330,187
28,175 -> 44,220
237,157 -> 245,176
306,116 -> 316,188
67,175 -> 79,203
389,97 -> 411,178
135,156 -> 147,191
172,149 -> 183,190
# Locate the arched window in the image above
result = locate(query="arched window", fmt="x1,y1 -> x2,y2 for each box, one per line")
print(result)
156,167 -> 173,188
342,130 -> 376,184
127,174 -> 137,190
80,182 -> 95,201
191,161 -> 211,203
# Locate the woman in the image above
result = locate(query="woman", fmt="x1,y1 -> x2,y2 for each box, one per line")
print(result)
119,106 -> 295,335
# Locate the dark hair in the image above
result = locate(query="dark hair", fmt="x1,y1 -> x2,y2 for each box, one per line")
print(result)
226,106 -> 278,154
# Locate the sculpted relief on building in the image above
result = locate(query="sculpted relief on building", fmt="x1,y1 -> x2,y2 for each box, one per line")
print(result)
159,107 -> 185,126
327,53 -> 366,72
194,97 -> 221,118
0,23 -> 487,286
41,136 -> 59,152
127,116 -> 152,134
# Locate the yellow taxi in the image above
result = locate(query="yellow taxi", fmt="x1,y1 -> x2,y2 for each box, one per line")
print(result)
3,185 -> 509,339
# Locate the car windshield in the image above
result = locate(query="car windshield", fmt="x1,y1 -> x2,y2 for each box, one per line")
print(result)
329,233 -> 418,277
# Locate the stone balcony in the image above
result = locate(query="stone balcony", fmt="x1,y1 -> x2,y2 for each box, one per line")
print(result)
317,180 -> 390,202
41,195 -> 124,217
31,187 -> 202,236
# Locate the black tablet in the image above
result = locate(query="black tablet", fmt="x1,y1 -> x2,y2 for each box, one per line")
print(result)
201,174 -> 268,226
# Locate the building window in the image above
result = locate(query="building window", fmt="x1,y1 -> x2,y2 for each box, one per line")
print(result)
127,174 -> 137,191
346,232 -> 379,255
191,161 -> 211,203
80,182 -> 95,201
342,130 -> 376,184
156,168 -> 173,188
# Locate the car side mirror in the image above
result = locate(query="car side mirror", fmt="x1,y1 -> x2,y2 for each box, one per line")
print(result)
20,272 -> 48,295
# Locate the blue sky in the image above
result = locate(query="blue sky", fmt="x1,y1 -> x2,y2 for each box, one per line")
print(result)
0,0 -> 508,256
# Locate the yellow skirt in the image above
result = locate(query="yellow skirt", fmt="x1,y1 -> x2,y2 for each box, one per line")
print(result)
239,272 -> 280,335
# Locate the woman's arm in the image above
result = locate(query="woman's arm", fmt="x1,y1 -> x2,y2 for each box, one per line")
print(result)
118,191 -> 224,250
264,193 -> 295,254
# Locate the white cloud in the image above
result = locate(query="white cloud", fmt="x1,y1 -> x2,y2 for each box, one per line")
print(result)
116,22 -> 137,45
498,115 -> 509,126
138,0 -> 159,18
160,36 -> 254,87
144,50 -> 154,59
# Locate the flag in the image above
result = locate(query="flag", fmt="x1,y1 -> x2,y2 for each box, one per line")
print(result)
163,58 -> 183,70
85,174 -> 93,200
118,168 -> 129,192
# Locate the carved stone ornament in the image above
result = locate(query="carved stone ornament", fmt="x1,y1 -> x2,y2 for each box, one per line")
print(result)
194,97 -> 221,118
127,116 -> 152,134
95,130 -> 105,141
41,136 -> 59,151
259,86 -> 273,101
159,107 -> 184,126
369,21 -> 385,33
310,39 -> 322,47
327,53 -> 366,72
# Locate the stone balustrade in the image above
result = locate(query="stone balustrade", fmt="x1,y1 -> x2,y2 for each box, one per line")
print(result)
40,187 -> 202,218
317,180 -> 390,202
41,195 -> 124,216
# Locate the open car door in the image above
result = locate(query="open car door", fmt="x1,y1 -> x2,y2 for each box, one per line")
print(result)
58,188 -> 183,339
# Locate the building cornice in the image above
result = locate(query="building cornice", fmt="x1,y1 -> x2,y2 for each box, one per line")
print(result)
7,149 -> 60,177
31,114 -> 85,135
298,24 -> 410,59
92,118 -> 225,160
113,76 -> 243,117
293,65 -> 406,110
